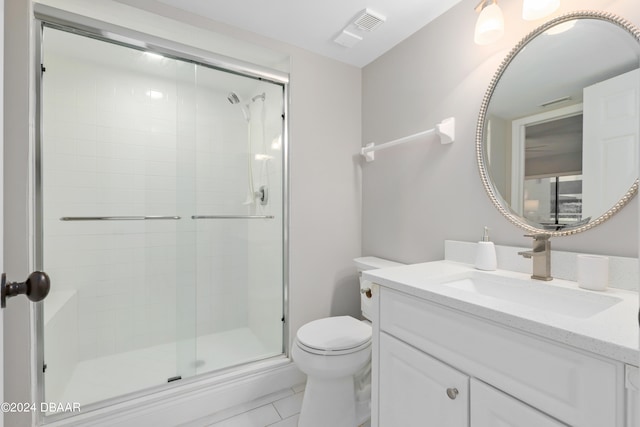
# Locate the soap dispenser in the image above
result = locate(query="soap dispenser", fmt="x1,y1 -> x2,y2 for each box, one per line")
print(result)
475,226 -> 497,271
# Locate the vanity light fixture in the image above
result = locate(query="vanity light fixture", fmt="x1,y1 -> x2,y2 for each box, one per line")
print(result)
522,0 -> 560,21
474,0 -> 561,45
474,0 -> 505,45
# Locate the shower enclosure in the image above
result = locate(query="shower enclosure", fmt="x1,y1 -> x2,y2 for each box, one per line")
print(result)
36,17 -> 287,416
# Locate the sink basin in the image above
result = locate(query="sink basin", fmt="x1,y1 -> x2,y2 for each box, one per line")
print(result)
441,273 -> 622,319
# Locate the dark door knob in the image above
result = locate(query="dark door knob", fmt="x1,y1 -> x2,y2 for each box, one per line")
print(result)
1,271 -> 50,308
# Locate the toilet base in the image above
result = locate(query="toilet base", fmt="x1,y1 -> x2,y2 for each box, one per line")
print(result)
298,376 -> 357,427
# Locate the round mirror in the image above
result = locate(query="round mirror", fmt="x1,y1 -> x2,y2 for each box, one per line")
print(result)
476,11 -> 640,236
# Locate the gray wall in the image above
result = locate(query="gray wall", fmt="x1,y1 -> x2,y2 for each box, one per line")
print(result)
362,0 -> 640,263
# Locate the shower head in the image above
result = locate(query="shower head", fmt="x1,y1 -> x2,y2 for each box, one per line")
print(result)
227,92 -> 251,122
227,92 -> 241,104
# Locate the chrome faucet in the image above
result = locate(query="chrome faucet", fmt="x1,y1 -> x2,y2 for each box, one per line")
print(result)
518,234 -> 552,281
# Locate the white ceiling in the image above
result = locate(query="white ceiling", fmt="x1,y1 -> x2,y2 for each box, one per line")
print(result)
153,0 -> 465,68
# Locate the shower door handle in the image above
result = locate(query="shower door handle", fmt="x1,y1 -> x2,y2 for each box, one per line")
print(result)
1,271 -> 51,308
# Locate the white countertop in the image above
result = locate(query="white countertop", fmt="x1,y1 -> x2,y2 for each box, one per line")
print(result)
363,260 -> 640,366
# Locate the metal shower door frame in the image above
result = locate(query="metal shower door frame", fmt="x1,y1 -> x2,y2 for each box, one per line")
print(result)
32,4 -> 290,424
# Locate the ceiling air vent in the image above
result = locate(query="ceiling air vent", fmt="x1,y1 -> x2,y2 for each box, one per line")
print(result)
353,9 -> 386,32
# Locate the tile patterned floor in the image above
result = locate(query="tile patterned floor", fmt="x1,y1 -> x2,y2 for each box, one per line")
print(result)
186,383 -> 373,427
184,383 -> 306,427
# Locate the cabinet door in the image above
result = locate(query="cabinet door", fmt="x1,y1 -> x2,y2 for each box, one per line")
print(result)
626,365 -> 639,427
471,378 -> 566,427
379,332 -> 469,426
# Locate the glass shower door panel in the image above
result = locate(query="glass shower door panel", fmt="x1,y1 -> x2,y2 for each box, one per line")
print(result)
40,27 -> 197,408
175,60 -> 198,381
39,23 -> 285,414
190,67 -> 284,376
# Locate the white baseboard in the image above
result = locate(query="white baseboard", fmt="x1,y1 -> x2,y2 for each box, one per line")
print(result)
47,357 -> 304,427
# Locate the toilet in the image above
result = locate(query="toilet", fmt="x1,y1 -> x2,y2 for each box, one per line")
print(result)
292,257 -> 403,427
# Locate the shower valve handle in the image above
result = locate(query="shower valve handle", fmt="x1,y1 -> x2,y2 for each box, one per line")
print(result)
1,271 -> 51,308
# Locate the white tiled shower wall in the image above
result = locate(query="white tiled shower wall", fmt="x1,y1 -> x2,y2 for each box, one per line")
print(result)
42,32 -> 283,367
43,50 -> 186,361
193,72 -> 284,348
247,99 -> 285,355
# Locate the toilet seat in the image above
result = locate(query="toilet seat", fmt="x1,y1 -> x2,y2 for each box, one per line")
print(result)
296,338 -> 371,356
296,316 -> 372,356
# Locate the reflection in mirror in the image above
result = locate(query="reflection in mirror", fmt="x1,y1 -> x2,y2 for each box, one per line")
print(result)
478,12 -> 640,235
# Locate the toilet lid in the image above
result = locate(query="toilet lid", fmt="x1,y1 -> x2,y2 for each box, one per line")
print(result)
296,316 -> 372,351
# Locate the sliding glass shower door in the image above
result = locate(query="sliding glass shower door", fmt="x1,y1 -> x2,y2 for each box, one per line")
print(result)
38,24 -> 285,412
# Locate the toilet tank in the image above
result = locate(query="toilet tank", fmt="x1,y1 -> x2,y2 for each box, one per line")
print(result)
354,257 -> 404,321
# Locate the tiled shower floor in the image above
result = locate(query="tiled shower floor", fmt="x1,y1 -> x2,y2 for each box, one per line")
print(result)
53,327 -> 277,407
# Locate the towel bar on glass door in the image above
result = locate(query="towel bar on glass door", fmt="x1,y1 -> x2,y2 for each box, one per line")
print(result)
60,216 -> 181,221
361,117 -> 455,162
191,215 -> 275,219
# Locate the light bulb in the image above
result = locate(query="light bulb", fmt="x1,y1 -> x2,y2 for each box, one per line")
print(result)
474,3 -> 504,45
522,0 -> 560,21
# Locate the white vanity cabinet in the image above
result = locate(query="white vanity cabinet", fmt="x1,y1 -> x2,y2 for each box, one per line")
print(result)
378,331 -> 564,427
470,379 -> 565,427
627,365 -> 639,427
378,332 -> 469,426
372,286 -> 628,427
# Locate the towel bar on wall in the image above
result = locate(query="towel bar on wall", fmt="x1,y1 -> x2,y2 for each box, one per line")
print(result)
361,117 -> 455,162
60,215 -> 275,221
60,216 -> 181,221
191,215 -> 275,219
